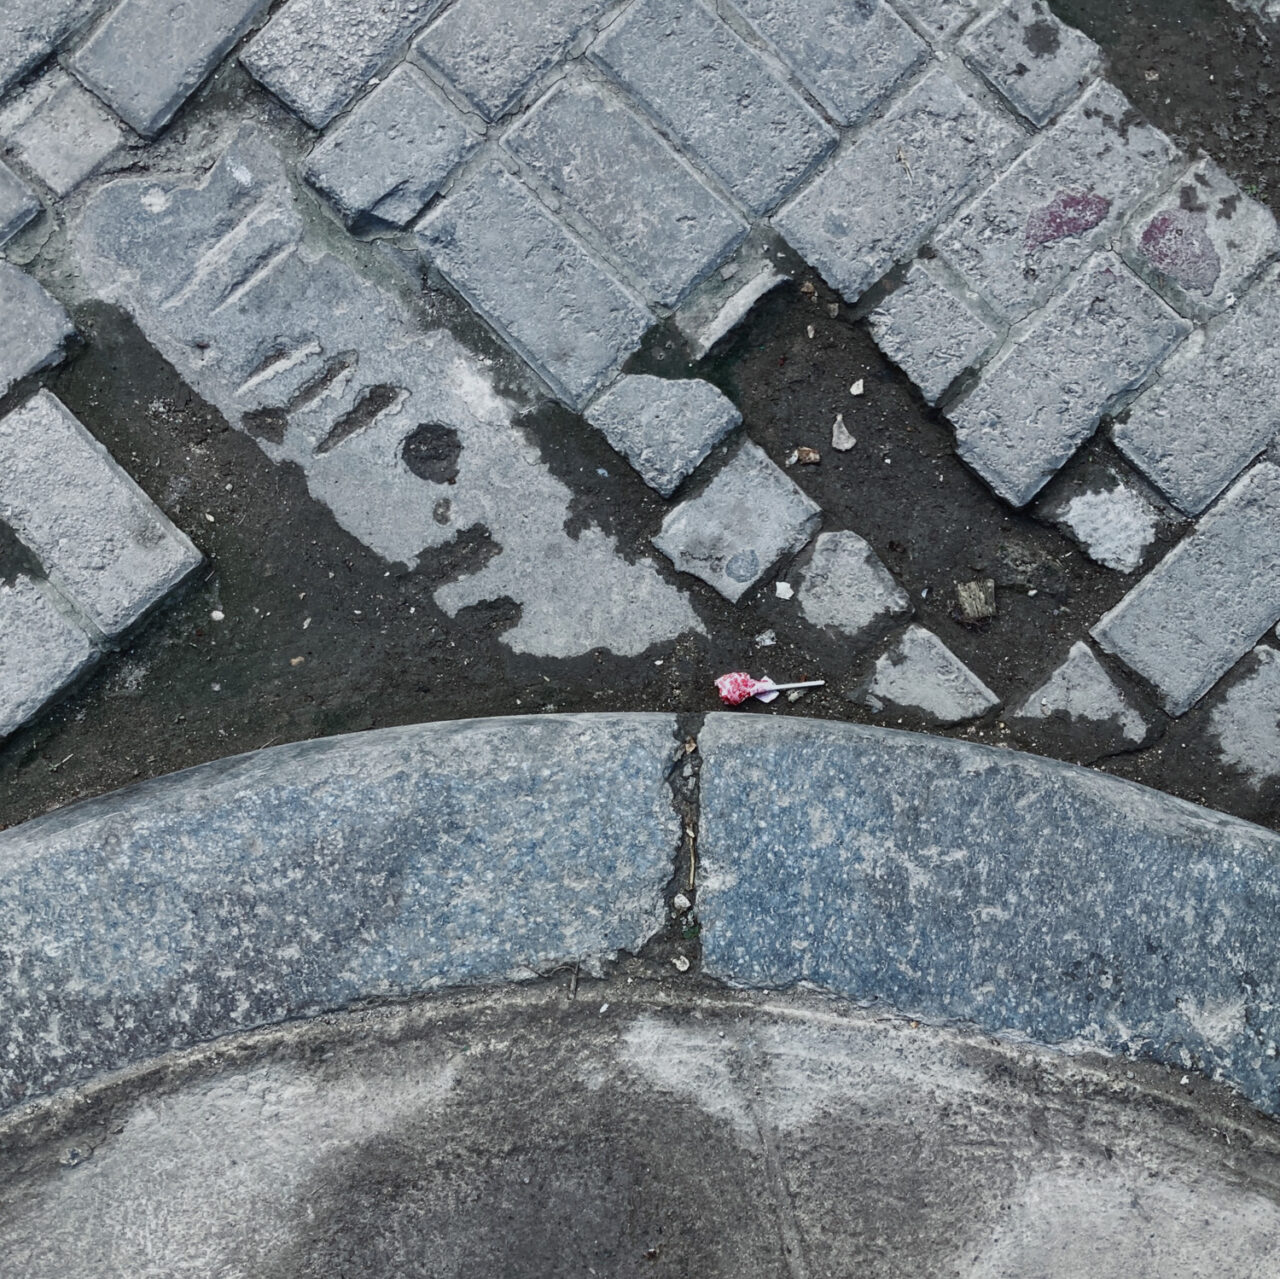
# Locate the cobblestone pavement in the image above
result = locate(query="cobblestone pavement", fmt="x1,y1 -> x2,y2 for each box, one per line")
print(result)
3,0 -> 1280,830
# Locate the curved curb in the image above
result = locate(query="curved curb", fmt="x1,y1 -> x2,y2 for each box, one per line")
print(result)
3,712 -> 1280,1120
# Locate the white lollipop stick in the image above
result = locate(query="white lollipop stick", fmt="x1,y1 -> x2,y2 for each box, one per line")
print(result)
754,678 -> 825,703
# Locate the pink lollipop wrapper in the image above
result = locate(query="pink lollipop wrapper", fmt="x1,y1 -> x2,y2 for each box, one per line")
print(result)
715,671 -> 776,706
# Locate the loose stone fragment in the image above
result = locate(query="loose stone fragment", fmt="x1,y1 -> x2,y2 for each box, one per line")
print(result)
861,624 -> 999,724
1010,641 -> 1149,748
304,64 -> 475,228
505,76 -> 746,308
585,376 -> 741,498
0,158 -> 39,245
955,578 -> 996,622
653,441 -> 822,602
795,531 -> 910,644
0,263 -> 75,398
71,0 -> 270,137
1092,461 -> 1280,715
1208,646 -> 1280,786
675,258 -> 789,360
831,414 -> 855,450
960,0 -> 1101,126
0,391 -> 203,637
949,253 -> 1188,507
867,259 -> 999,403
773,70 -> 1022,301
1039,479 -> 1159,573
0,576 -> 97,739
592,0 -> 836,216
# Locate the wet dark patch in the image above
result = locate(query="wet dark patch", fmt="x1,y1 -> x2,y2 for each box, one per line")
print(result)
400,423 -> 461,485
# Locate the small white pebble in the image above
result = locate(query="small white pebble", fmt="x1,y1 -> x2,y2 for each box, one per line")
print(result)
599,1003 -> 609,1015
1028,589 -> 1038,597
302,617 -> 311,630
806,324 -> 815,339
672,892 -> 692,913
210,610 -> 225,622
672,955 -> 691,973
654,658 -> 664,666
775,581 -> 794,600
205,513 -> 215,523
754,629 -> 777,647
850,379 -> 865,397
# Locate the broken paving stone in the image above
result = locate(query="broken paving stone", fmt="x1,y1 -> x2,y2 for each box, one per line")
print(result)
1038,478 -> 1160,573
1208,646 -> 1280,787
861,624 -> 999,725
1010,640 -> 1149,750
955,578 -> 996,622
0,262 -> 75,398
585,375 -> 741,498
652,440 -> 821,603
795,531 -> 911,645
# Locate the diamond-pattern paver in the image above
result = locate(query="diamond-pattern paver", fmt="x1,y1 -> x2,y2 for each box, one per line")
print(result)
0,157 -> 39,245
773,69 -> 1023,302
950,253 -> 1188,507
0,263 -> 75,398
592,0 -> 836,217
304,63 -> 476,228
418,158 -> 653,411
1092,461 -> 1280,716
1208,646 -> 1280,786
895,0 -> 983,40
862,624 -> 999,724
653,441 -> 821,602
0,0 -> 101,98
794,530 -> 911,643
505,77 -> 746,308
1010,640 -> 1149,748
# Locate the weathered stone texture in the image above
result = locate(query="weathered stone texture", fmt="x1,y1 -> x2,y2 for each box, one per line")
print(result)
861,624 -> 998,723
0,158 -> 39,245
1010,640 -> 1149,747
0,0 -> 102,98
1208,645 -> 1280,786
0,263 -> 75,398
794,530 -> 911,643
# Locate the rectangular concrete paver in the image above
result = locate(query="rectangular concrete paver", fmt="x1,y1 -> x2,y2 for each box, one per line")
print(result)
0,263 -> 75,398
505,77 -> 747,308
0,0 -> 102,98
0,576 -> 97,739
591,0 -> 836,216
935,80 -> 1177,322
729,0 -> 927,126
773,69 -> 1022,302
0,390 -> 202,638
413,0 -> 608,122
417,159 -> 653,410
241,0 -> 443,130
895,0 -> 983,40
949,254 -> 1188,506
1092,461 -> 1280,715
71,0 -> 270,137
0,158 -> 40,245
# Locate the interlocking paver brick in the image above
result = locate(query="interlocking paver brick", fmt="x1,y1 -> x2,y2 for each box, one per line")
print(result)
960,0 -> 1100,126
241,0 -> 443,130
0,391 -> 202,638
773,69 -> 1022,302
592,0 -> 835,217
1039,478 -> 1159,572
413,0 -> 608,122
861,623 -> 999,724
1010,640 -> 1148,748
304,63 -> 475,228
652,440 -> 821,602
585,375 -> 741,498
0,69 -> 128,197
0,576 -> 97,740
794,530 -> 911,643
1121,158 -> 1280,322
0,263 -> 75,398
418,158 -> 652,411
866,258 -> 999,403
1091,461 -> 1280,715
894,0 -> 983,40
505,77 -> 747,308
0,158 -> 40,245
1113,270 -> 1280,516
0,0 -> 100,98
949,254 -> 1188,507
71,0 -> 269,138
730,0 -> 927,126
1208,646 -> 1280,786
934,80 -> 1177,322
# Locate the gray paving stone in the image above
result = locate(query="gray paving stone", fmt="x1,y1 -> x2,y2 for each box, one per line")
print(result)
0,69 -> 127,198
773,69 -> 1021,302
861,623 -> 998,723
70,0 -> 269,137
585,375 -> 741,497
0,576 -> 97,740
960,0 -> 1100,126
652,440 -> 821,602
0,158 -> 40,245
1038,476 -> 1159,572
866,258 -> 999,403
1121,157 -> 1280,323
894,0 -> 983,39
1113,270 -> 1280,516
413,0 -> 608,122
419,158 -> 652,411
1208,646 -> 1280,786
591,0 -> 836,217
0,263 -> 75,398
0,0 -> 102,98
1091,461 -> 1280,715
304,63 -> 475,228
695,713 -> 1280,1117
0,714 -> 677,1108
934,80 -> 1177,322
730,0 -> 927,126
794,530 -> 911,643
504,77 -> 747,308
241,0 -> 443,130
0,390 -> 202,638
949,254 -> 1188,507
1010,640 -> 1148,747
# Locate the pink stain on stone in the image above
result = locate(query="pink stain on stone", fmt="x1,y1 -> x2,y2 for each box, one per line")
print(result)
1140,208 -> 1221,293
1025,189 -> 1111,250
